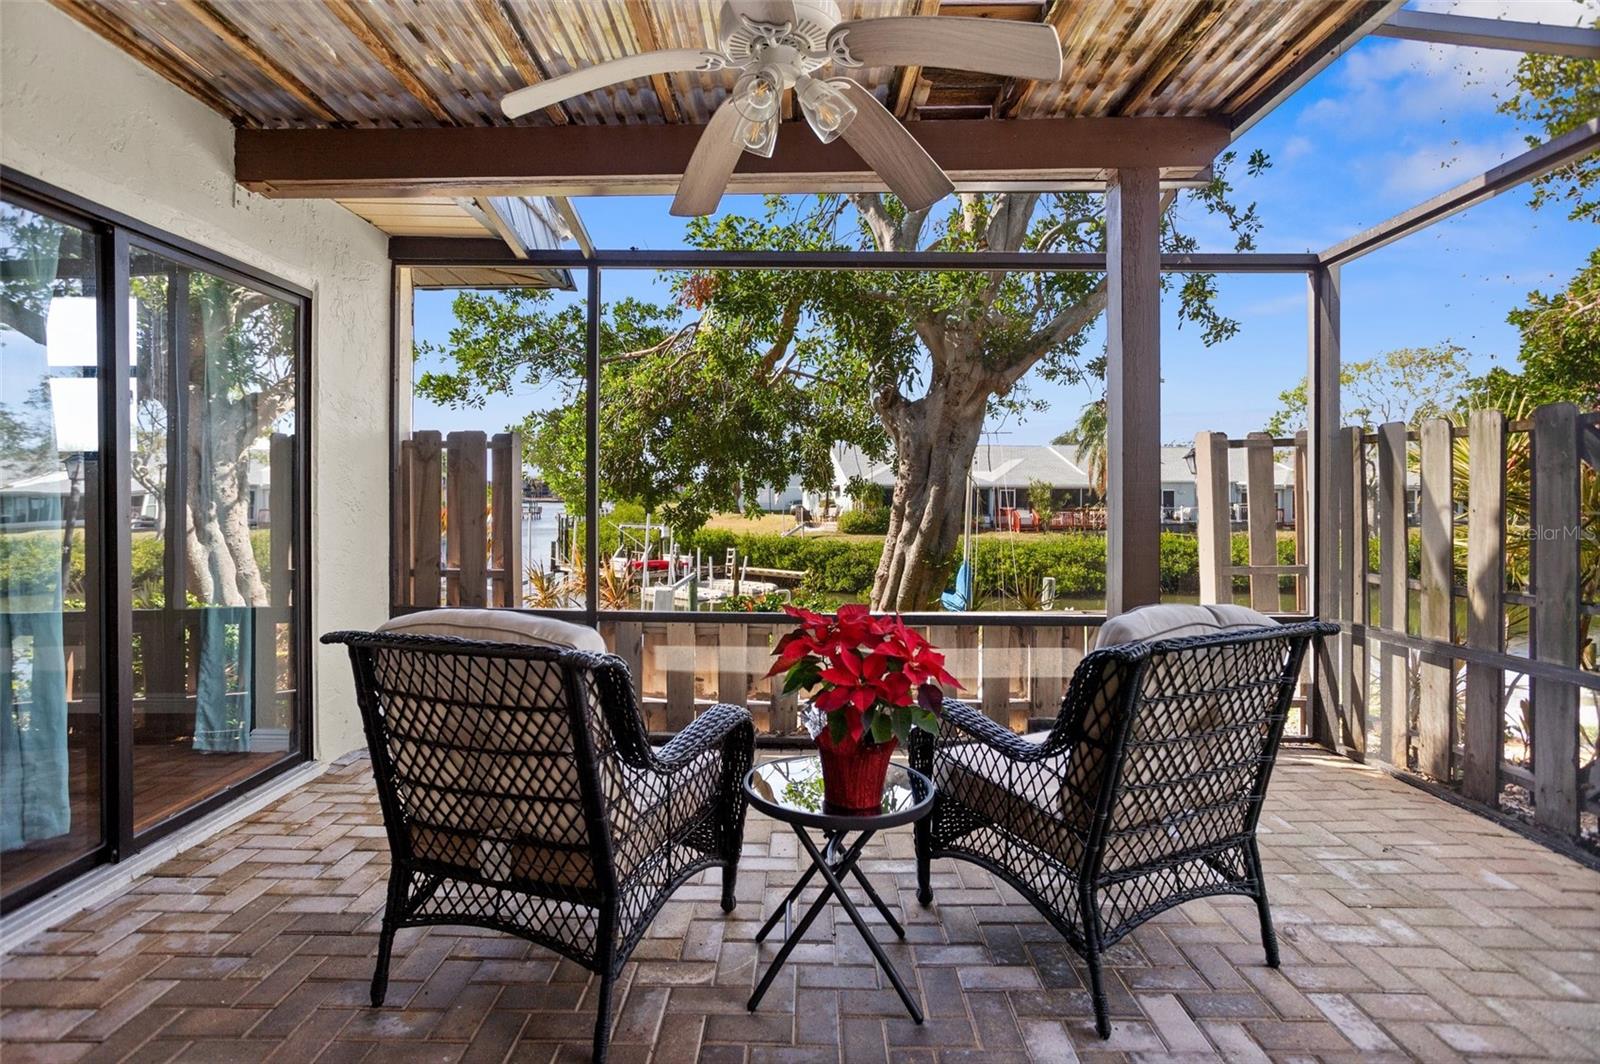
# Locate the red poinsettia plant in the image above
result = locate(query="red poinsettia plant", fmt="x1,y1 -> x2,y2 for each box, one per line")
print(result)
767,604 -> 959,748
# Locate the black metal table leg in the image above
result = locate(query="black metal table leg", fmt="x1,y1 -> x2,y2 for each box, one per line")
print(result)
748,829 -> 873,1012
741,757 -> 936,1026
792,826 -> 923,1023
847,859 -> 905,939
755,832 -> 830,944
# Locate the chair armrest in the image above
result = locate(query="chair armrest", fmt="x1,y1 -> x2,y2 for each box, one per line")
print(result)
936,697 -> 1054,762
653,702 -> 754,773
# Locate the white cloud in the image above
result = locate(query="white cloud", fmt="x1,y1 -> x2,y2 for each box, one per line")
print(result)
1299,37 -> 1521,133
1279,135 -> 1315,163
1379,131 -> 1533,196
1407,0 -> 1592,25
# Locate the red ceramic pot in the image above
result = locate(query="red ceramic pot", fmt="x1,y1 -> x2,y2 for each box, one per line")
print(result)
815,726 -> 897,813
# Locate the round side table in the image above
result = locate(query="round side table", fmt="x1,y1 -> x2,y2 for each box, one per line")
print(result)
743,755 -> 935,1023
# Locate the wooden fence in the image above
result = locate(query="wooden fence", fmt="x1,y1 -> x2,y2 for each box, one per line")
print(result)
1201,403 -> 1599,841
1192,430 -> 1310,610
394,430 -> 523,608
595,617 -> 1100,738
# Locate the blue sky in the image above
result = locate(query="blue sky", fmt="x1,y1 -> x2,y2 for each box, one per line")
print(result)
413,0 -> 1596,449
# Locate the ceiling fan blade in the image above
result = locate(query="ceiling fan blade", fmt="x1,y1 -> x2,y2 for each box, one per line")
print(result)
830,17 -> 1063,82
836,80 -> 953,212
503,49 -> 728,119
671,100 -> 747,217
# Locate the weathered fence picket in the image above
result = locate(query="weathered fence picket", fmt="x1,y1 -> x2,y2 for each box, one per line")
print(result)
1531,403 -> 1581,833
394,430 -> 521,609
1462,409 -> 1505,805
1417,418 -> 1454,779
1376,420 -> 1409,767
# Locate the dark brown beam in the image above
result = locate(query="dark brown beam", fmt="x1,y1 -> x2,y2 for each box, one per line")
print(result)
236,116 -> 1230,198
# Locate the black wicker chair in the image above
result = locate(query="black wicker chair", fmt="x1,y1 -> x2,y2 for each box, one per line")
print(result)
323,620 -> 754,1063
910,614 -> 1334,1038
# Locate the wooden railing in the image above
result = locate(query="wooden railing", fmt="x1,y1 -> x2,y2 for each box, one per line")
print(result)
1201,403 -> 1599,842
594,615 -> 1101,737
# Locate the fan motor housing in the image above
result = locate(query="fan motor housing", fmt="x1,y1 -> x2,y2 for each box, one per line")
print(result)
718,0 -> 841,72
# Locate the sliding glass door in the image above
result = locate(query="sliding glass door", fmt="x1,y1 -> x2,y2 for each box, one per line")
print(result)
127,246 -> 301,834
0,199 -> 106,900
0,177 -> 309,911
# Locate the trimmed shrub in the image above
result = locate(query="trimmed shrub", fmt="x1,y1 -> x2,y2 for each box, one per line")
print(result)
837,507 -> 890,535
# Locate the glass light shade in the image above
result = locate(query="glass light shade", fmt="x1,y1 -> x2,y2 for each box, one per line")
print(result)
796,76 -> 857,143
731,71 -> 781,122
736,113 -> 779,158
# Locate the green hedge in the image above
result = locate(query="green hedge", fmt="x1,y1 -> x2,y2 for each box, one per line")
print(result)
1,528 -> 274,609
674,529 -> 1307,598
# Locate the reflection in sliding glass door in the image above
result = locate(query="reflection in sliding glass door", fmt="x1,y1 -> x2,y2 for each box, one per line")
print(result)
128,247 -> 299,835
0,200 -> 105,899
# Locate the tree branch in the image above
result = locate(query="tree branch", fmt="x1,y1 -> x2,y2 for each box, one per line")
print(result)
760,296 -> 802,373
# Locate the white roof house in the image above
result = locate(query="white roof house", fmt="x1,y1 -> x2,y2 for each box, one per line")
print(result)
828,443 -> 1295,500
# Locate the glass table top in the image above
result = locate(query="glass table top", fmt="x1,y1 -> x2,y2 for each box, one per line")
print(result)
744,756 -> 934,829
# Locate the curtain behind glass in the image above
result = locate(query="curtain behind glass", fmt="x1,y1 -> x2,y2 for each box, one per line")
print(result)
1,204 -> 77,852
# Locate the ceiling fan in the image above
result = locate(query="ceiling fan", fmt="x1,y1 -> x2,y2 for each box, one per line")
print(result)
501,0 -> 1063,217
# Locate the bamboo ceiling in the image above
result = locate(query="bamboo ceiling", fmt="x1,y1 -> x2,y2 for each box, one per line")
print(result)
52,0 -> 1382,129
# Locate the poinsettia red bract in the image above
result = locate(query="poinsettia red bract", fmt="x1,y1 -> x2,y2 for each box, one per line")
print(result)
768,606 -> 959,748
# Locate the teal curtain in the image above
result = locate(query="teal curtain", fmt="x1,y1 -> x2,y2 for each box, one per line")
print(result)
193,607 -> 251,753
0,516 -> 71,851
1,223 -> 72,852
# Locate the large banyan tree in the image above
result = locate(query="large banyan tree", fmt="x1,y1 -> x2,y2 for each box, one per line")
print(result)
420,161 -> 1264,610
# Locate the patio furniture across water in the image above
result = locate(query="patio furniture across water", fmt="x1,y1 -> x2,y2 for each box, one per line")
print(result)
323,609 -> 755,1064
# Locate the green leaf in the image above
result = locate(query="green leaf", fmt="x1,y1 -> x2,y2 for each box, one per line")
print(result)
828,712 -> 847,745
870,711 -> 894,746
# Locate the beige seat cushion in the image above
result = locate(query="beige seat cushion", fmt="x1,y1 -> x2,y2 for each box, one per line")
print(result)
379,608 -> 607,653
1095,604 -> 1277,650
935,731 -> 1089,865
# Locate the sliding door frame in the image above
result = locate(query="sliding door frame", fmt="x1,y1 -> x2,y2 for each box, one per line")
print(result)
0,168 -> 314,913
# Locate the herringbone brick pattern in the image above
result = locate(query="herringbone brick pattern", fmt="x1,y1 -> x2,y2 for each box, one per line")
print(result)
2,750 -> 1597,1062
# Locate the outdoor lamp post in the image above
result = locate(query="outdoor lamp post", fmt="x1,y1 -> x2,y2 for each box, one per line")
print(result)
1183,447 -> 1197,476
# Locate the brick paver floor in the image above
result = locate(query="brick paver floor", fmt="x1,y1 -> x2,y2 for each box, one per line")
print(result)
2,749 -> 1597,1062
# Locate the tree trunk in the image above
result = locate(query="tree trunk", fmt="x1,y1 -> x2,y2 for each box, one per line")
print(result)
870,381 -> 987,611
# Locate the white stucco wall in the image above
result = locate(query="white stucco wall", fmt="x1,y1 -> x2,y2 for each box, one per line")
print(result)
1,1 -> 389,760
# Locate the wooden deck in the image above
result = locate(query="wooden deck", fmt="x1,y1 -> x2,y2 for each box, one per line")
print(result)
2,749 -> 1597,1062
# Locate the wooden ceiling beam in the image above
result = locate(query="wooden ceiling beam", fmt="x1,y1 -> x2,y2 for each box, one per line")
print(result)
889,0 -> 944,120
624,0 -> 683,124
325,0 -> 454,125
235,116 -> 1229,198
471,0 -> 569,125
995,0 -> 1073,119
1110,0 -> 1227,115
169,0 -> 340,123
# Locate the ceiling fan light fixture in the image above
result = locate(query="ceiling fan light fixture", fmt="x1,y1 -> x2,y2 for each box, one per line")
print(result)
795,75 -> 857,143
736,112 -> 780,158
731,69 -> 782,121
